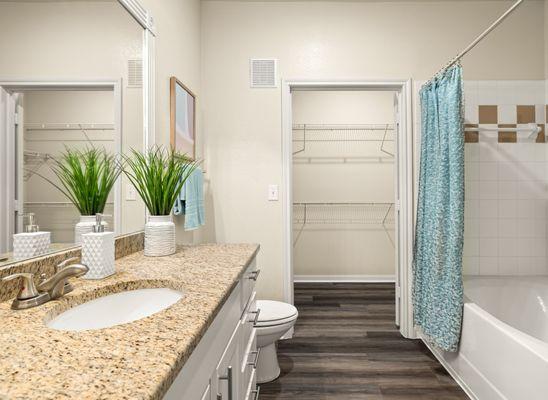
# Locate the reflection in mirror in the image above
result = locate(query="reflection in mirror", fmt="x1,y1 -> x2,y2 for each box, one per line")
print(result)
21,89 -> 117,240
0,0 -> 147,268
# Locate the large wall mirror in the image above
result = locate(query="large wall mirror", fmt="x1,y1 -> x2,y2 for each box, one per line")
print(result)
0,0 -> 155,268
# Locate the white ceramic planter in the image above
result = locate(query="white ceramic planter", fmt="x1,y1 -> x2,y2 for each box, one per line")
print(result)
75,215 -> 108,245
145,215 -> 176,257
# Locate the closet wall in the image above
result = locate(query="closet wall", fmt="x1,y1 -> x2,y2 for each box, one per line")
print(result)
292,91 -> 396,281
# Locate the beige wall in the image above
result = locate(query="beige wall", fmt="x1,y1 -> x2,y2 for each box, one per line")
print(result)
201,0 -> 546,301
0,1 -> 146,235
139,0 -> 205,244
292,91 -> 395,279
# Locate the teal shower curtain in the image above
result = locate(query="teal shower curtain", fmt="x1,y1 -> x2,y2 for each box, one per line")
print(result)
413,64 -> 465,352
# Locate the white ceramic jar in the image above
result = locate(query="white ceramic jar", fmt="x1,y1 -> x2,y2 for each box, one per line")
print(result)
144,215 -> 176,257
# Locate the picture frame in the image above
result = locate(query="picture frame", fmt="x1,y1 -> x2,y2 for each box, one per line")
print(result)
170,77 -> 196,160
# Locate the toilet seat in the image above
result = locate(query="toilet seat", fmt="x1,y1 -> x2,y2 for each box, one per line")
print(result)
256,300 -> 298,327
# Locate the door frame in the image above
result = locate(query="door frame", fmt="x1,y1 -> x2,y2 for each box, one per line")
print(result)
281,79 -> 416,338
0,80 -> 124,235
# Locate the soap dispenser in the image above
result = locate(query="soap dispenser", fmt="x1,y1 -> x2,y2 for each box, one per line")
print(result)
13,213 -> 51,260
81,213 -> 115,279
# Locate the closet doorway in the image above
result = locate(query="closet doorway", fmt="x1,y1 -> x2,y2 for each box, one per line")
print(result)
281,81 -> 414,338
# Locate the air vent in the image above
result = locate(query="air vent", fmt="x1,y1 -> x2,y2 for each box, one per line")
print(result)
127,59 -> 143,88
250,59 -> 277,88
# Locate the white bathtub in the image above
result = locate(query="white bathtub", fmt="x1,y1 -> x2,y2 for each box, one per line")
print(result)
424,276 -> 548,400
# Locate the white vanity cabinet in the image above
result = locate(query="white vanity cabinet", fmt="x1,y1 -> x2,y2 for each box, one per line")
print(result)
164,259 -> 260,400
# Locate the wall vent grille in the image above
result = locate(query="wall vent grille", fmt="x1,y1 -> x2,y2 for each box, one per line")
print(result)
250,59 -> 277,88
127,59 -> 143,88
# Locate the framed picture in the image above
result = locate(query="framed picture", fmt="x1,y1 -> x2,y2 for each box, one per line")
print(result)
170,77 -> 196,160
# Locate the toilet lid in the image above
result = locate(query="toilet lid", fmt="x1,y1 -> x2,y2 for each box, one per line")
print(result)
256,300 -> 298,327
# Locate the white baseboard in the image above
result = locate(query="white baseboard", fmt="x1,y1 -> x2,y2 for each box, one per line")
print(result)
293,274 -> 395,283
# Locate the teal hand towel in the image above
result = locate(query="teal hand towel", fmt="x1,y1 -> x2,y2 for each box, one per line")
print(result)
173,167 -> 205,230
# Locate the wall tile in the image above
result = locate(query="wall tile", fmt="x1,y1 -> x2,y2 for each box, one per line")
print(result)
498,238 -> 517,257
499,257 -> 519,275
498,181 -> 518,199
464,238 -> 480,256
535,105 -> 546,124
498,105 -> 517,124
465,145 -> 480,162
458,81 -> 547,276
498,162 -> 519,181
536,124 -> 545,143
498,218 -> 517,237
478,82 -> 498,104
498,200 -> 517,218
517,105 -> 535,124
464,125 -> 479,143
465,199 -> 480,219
479,142 -> 499,161
479,162 -> 498,181
463,256 -> 480,275
479,219 -> 498,238
479,256 -> 498,275
479,181 -> 499,199
464,218 -> 479,237
498,124 -> 517,143
465,105 -> 479,125
479,106 -> 498,124
479,238 -> 498,257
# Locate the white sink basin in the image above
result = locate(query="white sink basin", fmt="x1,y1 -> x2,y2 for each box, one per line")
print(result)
47,288 -> 183,331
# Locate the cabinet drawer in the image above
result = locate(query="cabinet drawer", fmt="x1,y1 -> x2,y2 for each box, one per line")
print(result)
241,259 -> 259,310
241,291 -> 257,344
244,368 -> 258,400
213,323 -> 241,400
200,384 -> 211,400
241,328 -> 257,398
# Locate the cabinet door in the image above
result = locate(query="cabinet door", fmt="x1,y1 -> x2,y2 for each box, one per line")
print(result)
212,324 -> 241,400
200,384 -> 211,400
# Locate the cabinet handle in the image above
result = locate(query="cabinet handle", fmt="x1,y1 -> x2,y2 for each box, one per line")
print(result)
251,386 -> 261,400
247,348 -> 261,368
248,269 -> 261,281
218,366 -> 233,400
248,308 -> 261,325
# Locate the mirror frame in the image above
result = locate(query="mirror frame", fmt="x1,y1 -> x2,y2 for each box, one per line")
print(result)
0,0 -> 155,269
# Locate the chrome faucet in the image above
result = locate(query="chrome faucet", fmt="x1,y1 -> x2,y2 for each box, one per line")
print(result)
1,258 -> 88,310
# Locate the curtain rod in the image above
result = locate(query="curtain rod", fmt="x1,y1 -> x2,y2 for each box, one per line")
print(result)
423,0 -> 524,87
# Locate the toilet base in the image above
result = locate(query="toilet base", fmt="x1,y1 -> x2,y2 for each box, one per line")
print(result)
256,343 -> 280,384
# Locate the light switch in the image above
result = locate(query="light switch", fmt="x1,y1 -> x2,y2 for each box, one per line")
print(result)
126,184 -> 137,201
268,184 -> 279,201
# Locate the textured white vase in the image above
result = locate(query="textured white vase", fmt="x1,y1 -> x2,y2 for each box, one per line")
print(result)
145,215 -> 176,257
75,215 -> 108,245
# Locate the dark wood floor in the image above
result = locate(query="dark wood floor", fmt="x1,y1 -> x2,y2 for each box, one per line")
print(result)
259,283 -> 468,400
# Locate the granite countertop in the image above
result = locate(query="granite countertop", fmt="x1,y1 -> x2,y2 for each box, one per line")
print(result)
0,243 -> 260,400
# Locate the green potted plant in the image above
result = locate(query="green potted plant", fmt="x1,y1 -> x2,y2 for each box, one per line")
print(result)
122,146 -> 198,256
34,147 -> 121,244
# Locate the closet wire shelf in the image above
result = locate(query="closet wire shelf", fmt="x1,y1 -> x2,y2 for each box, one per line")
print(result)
292,202 -> 395,247
292,124 -> 395,157
293,202 -> 394,225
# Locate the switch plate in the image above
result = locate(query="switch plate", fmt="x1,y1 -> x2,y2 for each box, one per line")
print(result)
268,184 -> 279,201
126,184 -> 137,201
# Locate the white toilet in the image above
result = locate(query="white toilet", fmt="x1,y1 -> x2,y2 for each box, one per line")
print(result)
255,300 -> 298,384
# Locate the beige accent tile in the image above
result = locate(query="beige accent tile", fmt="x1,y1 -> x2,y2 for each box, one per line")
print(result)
479,105 -> 498,124
498,124 -> 517,143
536,124 -> 545,143
464,124 -> 479,143
517,105 -> 535,124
